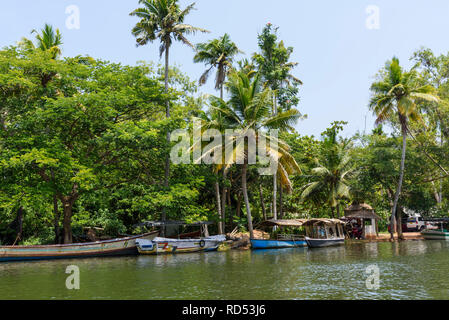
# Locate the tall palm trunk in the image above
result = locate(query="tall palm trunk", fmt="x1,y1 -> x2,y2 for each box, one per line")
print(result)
215,179 -> 222,234
259,184 -> 267,221
218,83 -> 226,234
162,43 -> 170,237
242,163 -> 254,239
279,184 -> 283,219
272,92 -> 278,222
220,168 -> 227,234
390,119 -> 407,240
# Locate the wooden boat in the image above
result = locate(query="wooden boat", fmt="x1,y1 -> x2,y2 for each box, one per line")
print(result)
421,219 -> 449,240
251,219 -> 307,249
0,231 -> 159,262
421,229 -> 449,240
136,235 -> 226,254
251,237 -> 307,249
303,219 -> 345,248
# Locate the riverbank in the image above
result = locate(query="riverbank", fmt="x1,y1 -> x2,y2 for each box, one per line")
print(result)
226,231 -> 424,249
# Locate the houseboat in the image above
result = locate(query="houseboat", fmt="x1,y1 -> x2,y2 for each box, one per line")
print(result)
303,219 -> 345,248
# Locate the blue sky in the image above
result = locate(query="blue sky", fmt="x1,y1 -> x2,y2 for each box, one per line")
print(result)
1,0 -> 449,138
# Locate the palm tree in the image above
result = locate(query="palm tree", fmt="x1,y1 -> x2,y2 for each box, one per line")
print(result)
369,57 -> 439,239
193,34 -> 241,233
130,0 -> 208,229
207,70 -> 301,238
193,33 -> 242,99
301,144 -> 353,218
19,24 -> 63,59
253,24 -> 303,224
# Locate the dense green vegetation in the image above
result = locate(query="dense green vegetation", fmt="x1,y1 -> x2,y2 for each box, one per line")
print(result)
1,0 -> 448,245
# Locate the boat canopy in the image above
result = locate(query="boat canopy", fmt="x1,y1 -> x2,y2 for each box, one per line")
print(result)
260,219 -> 307,227
302,218 -> 345,226
135,221 -> 215,228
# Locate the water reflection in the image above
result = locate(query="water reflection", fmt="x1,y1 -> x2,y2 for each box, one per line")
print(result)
2,241 -> 449,299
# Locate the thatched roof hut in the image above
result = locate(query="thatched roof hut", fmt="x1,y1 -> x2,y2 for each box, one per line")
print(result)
344,203 -> 381,220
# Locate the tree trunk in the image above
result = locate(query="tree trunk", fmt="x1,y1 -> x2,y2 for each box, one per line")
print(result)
391,120 -> 407,241
215,180 -> 222,234
336,203 -> 340,218
162,44 -> 171,237
259,184 -> 267,221
242,163 -> 254,239
220,169 -> 227,234
62,201 -> 73,244
331,206 -> 335,218
53,195 -> 61,244
236,191 -> 242,218
279,184 -> 284,219
12,207 -> 24,246
273,174 -> 277,221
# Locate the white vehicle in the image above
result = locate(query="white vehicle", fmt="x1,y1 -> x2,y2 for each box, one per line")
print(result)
406,215 -> 429,231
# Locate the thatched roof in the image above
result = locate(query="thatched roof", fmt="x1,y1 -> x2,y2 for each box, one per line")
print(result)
344,203 -> 381,220
260,219 -> 307,227
302,218 -> 345,226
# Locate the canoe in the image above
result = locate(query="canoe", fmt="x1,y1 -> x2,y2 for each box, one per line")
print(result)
305,236 -> 345,248
251,238 -> 307,249
421,229 -> 449,240
136,235 -> 226,254
0,231 -> 159,262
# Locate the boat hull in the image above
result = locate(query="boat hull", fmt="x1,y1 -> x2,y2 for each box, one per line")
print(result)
421,230 -> 449,240
0,231 -> 159,262
305,237 -> 345,248
136,236 -> 226,255
250,239 -> 307,249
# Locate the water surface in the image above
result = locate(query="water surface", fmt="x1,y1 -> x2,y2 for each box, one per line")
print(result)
1,240 -> 449,299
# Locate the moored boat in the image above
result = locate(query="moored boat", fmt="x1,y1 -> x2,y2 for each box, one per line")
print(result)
421,229 -> 449,240
136,235 -> 226,254
421,219 -> 449,240
250,219 -> 307,249
0,231 -> 159,262
135,221 -> 226,255
303,219 -> 345,248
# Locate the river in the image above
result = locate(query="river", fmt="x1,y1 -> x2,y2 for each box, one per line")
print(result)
1,240 -> 449,300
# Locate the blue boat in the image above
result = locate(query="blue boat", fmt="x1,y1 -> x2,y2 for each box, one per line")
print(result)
251,219 -> 308,250
251,238 -> 307,249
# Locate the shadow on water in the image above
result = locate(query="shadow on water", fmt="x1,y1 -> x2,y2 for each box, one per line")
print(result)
2,241 -> 449,299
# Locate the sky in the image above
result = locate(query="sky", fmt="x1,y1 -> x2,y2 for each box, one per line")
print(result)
1,0 -> 449,138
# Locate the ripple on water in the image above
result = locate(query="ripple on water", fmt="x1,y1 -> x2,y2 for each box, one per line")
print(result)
1,241 -> 449,299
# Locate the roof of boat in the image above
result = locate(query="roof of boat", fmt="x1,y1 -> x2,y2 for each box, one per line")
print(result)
260,218 -> 345,227
302,218 -> 346,226
260,219 -> 307,227
136,220 -> 215,227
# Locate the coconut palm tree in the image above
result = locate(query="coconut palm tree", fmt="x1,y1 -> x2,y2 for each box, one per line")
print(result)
193,33 -> 242,99
205,70 -> 301,238
130,0 -> 208,170
369,57 -> 439,239
253,24 -> 303,224
193,34 -> 241,233
300,144 -> 354,218
19,24 -> 63,59
130,0 -> 208,230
